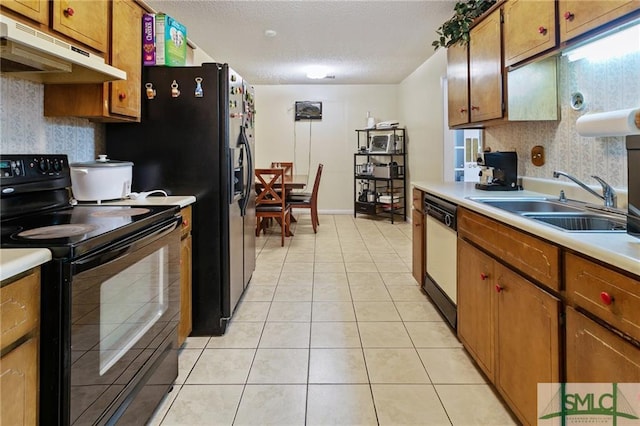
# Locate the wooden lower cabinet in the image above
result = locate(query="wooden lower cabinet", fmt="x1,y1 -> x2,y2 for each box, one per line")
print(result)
457,238 -> 561,425
178,206 -> 193,346
411,208 -> 425,285
566,306 -> 640,382
494,262 -> 560,426
457,239 -> 495,381
1,267 -> 40,426
179,233 -> 192,346
0,337 -> 38,426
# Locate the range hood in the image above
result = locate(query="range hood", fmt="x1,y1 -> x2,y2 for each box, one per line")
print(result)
0,14 -> 126,84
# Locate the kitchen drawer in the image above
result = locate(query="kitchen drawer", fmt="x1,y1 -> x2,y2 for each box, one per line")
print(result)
355,201 -> 377,215
458,208 -> 560,291
412,188 -> 423,212
1,268 -> 40,351
180,205 -> 193,238
565,252 -> 640,342
0,337 -> 38,425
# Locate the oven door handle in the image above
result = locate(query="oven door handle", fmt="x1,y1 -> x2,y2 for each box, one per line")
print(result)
72,218 -> 180,272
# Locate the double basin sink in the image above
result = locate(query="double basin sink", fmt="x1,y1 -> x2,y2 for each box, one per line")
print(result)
468,197 -> 627,232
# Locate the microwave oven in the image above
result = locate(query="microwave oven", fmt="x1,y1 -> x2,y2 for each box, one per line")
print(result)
369,134 -> 400,153
627,135 -> 640,238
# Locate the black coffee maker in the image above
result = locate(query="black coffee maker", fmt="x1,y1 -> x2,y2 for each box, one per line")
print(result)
475,151 -> 519,191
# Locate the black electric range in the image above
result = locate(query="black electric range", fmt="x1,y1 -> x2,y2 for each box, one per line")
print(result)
1,154 -> 182,425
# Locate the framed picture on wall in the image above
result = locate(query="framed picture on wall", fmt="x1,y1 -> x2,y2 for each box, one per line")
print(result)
295,101 -> 322,121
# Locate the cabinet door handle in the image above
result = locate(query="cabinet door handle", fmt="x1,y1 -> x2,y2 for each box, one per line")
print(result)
64,7 -> 75,17
118,93 -> 127,101
600,291 -> 614,305
538,26 -> 547,35
480,273 -> 489,280
564,11 -> 574,21
495,284 -> 503,293
182,219 -> 189,227
471,106 -> 480,111
459,107 -> 467,113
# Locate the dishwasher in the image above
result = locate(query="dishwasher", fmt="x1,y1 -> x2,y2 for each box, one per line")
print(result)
423,193 -> 458,329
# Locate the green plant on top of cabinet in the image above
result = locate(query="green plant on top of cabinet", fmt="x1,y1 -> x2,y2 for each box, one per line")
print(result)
44,0 -> 143,121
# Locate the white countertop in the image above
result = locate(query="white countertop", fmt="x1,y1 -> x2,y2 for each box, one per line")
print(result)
412,181 -> 640,276
90,195 -> 196,208
0,249 -> 51,281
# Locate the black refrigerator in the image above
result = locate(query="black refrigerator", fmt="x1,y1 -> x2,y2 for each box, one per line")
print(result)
106,63 -> 256,335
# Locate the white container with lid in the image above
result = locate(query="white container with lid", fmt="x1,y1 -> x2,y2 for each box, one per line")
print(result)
70,155 -> 133,203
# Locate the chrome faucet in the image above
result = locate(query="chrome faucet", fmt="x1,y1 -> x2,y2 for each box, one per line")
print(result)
553,171 -> 617,208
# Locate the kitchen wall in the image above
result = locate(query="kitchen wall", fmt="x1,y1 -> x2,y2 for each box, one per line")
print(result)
398,49 -> 448,186
0,76 -> 104,162
254,84 -> 398,213
484,50 -> 640,190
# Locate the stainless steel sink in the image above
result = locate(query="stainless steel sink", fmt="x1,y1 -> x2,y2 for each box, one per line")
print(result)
468,197 -> 627,232
474,198 -> 584,213
521,213 -> 627,232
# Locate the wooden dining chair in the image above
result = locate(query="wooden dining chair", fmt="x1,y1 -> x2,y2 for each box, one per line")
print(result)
287,163 -> 323,233
255,168 -> 291,246
270,161 -> 293,177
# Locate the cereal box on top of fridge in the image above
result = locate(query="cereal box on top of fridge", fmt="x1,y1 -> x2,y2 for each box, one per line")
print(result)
155,13 -> 187,66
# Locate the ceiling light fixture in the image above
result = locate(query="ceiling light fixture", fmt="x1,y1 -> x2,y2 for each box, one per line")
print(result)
306,65 -> 330,79
264,29 -> 277,38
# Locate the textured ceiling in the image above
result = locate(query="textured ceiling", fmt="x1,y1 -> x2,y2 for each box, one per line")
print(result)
144,1 -> 457,84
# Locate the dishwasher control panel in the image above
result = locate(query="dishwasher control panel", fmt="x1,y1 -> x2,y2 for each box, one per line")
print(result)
424,194 -> 457,230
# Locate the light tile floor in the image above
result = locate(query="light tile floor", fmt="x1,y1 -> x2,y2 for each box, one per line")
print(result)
149,214 -> 517,425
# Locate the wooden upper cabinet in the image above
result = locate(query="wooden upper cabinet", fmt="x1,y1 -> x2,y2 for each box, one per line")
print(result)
52,0 -> 108,53
447,44 -> 470,127
503,0 -> 557,66
469,8 -> 503,122
1,0 -> 48,24
110,0 -> 142,118
559,0 -> 640,43
45,0 -> 143,121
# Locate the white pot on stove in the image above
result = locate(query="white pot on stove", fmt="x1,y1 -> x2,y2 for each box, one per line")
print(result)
70,155 -> 133,202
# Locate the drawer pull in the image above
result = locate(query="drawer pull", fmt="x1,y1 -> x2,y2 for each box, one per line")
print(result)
480,273 -> 489,281
600,291 -> 614,306
564,11 -> 574,21
538,26 -> 547,35
495,284 -> 503,293
64,7 -> 75,17
182,219 -> 189,227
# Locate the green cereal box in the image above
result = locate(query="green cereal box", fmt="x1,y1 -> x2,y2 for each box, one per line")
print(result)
155,13 -> 187,66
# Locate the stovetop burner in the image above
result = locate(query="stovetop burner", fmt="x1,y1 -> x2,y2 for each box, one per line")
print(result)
90,207 -> 151,217
17,224 -> 98,239
1,204 -> 179,259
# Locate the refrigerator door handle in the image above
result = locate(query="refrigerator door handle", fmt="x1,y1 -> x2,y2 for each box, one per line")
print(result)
239,127 -> 253,216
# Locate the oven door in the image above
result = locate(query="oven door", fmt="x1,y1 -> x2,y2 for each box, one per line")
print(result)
67,219 -> 181,425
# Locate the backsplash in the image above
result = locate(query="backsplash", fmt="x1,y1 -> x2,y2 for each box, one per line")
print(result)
485,50 -> 639,190
0,76 -> 104,162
